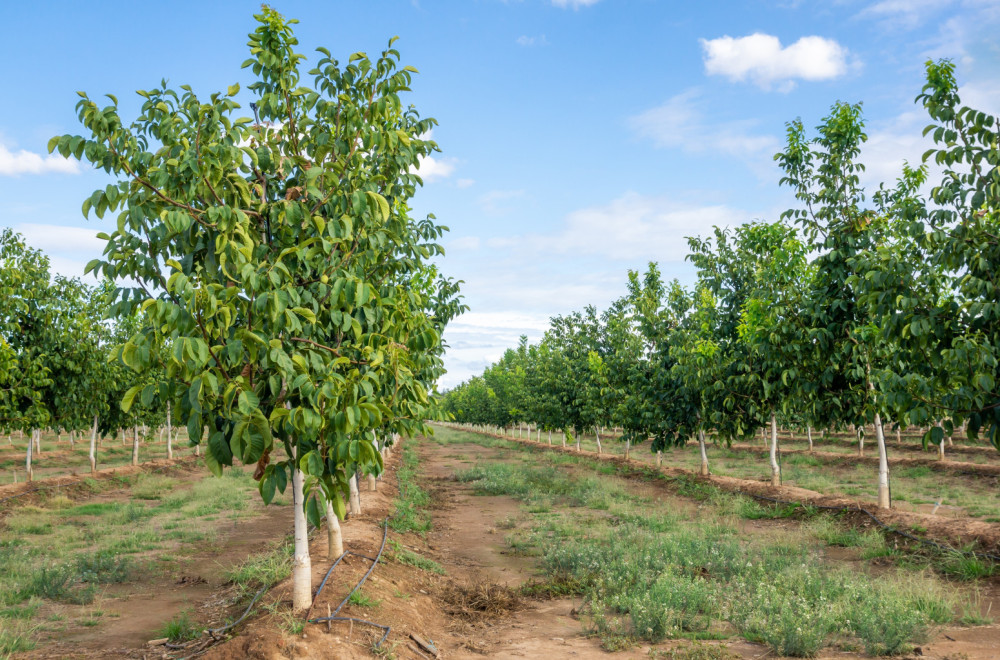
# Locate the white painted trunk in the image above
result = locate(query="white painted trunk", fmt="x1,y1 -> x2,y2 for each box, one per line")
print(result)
132,425 -> 140,466
26,430 -> 34,482
935,420 -> 945,460
595,430 -> 602,454
874,412 -> 890,509
896,427 -> 901,445
625,438 -> 630,460
89,415 -> 98,473
807,426 -> 813,452
656,450 -> 662,467
698,429 -> 709,476
291,446 -> 312,613
769,413 -> 781,487
166,402 -> 173,460
858,428 -> 864,457
348,472 -> 361,515
548,430 -> 552,445
367,473 -> 377,492
325,497 -> 344,558
561,430 -> 566,448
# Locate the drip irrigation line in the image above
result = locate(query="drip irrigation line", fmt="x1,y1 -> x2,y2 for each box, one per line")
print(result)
307,516 -> 391,647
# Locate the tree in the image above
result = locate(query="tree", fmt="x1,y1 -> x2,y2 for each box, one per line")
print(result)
55,7 -> 461,612
854,59 -> 1000,450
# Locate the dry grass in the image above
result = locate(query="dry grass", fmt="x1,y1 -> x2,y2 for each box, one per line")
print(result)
441,578 -> 524,620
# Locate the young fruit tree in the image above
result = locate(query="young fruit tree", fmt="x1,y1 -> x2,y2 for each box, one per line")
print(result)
54,7 -> 462,612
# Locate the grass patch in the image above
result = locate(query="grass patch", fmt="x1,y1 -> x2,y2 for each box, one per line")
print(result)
388,441 -> 432,534
159,609 -> 201,642
347,590 -> 381,608
387,539 -> 445,574
227,540 -> 293,600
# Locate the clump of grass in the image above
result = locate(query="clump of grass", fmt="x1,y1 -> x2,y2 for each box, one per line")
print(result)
389,442 -> 432,534
347,590 -> 380,608
75,551 -> 131,584
387,539 -> 445,574
159,609 -> 201,642
227,541 -> 293,600
0,620 -> 36,654
939,550 -> 996,581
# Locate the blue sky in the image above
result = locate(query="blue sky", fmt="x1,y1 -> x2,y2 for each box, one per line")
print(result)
1,0 -> 998,388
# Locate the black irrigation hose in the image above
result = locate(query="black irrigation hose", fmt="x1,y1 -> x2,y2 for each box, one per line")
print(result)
307,516 -> 392,647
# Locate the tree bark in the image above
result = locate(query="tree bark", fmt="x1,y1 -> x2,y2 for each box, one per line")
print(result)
807,425 -> 813,452
132,424 -> 140,466
548,429 -> 552,445
348,472 -> 361,515
89,415 -> 98,473
26,430 -> 34,482
624,437 -> 630,460
325,496 -> 344,559
595,429 -> 602,454
874,411 -> 891,509
291,445 -> 312,613
857,427 -> 864,457
698,429 -> 709,476
769,413 -> 781,487
166,402 -> 173,460
656,450 -> 662,467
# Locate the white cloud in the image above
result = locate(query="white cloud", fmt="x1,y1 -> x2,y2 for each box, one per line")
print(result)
456,178 -> 475,189
551,0 -> 599,8
0,142 -> 80,176
449,236 -> 481,251
700,33 -> 850,91
14,223 -> 104,254
547,192 -> 743,261
628,90 -> 780,177
858,0 -> 955,30
413,154 -> 456,182
478,189 -> 525,215
516,34 -> 549,47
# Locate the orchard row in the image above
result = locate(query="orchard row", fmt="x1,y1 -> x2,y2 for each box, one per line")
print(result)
442,59 -> 1000,513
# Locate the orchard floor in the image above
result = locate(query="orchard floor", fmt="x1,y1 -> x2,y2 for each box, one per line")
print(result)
8,428 -> 1000,658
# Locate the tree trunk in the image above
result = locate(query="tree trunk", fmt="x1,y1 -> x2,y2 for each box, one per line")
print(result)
698,429 -> 709,476
769,413 -> 781,487
561,430 -> 566,448
166,402 -> 174,460
857,427 -> 864,457
325,496 -> 344,558
548,429 -> 552,445
896,427 -> 901,446
291,446 -> 312,613
595,429 -> 602,454
89,415 -> 98,473
132,425 -> 140,466
807,425 -> 813,452
625,437 -> 630,460
35,430 -> 41,455
26,430 -> 34,482
874,411 -> 891,509
656,450 -> 662,467
367,472 -> 377,492
348,472 -> 361,515
70,431 -> 75,447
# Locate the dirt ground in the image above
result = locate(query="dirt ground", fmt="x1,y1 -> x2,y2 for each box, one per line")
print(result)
203,433 -> 1000,660
11,430 -> 1000,659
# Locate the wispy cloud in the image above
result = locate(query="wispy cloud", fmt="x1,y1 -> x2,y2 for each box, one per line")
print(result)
0,142 -> 79,176
551,0 -> 600,8
516,34 -> 549,47
478,189 -> 525,215
700,33 -> 851,91
628,90 -> 780,175
413,154 -> 457,182
456,178 -> 475,189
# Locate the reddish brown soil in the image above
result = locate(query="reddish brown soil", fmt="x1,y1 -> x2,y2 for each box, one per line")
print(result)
724,442 -> 1000,478
16,432 -> 1000,659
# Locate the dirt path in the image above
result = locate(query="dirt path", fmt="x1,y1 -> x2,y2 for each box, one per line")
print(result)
13,464 -> 296,659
